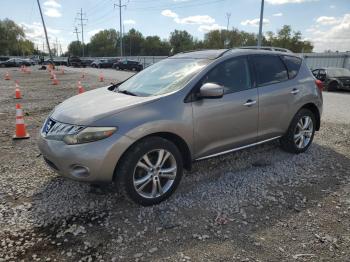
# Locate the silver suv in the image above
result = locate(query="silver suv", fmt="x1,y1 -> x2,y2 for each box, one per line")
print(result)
38,49 -> 323,206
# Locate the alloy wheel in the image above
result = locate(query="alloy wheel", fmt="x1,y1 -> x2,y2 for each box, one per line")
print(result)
133,149 -> 177,199
294,116 -> 314,149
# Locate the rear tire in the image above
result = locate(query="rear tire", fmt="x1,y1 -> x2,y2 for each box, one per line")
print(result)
116,137 -> 183,206
327,81 -> 339,91
280,108 -> 316,154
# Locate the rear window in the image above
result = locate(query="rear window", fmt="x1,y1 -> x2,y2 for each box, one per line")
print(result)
281,55 -> 302,79
252,55 -> 288,87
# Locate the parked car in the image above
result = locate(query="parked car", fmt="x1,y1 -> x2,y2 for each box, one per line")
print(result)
91,58 -> 118,68
68,56 -> 83,67
38,49 -> 323,206
312,67 -> 350,91
0,58 -> 32,67
113,60 -> 143,71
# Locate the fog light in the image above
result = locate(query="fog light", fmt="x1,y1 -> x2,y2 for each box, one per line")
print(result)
70,165 -> 90,178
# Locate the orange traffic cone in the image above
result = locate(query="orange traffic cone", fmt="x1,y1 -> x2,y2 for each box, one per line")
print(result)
5,72 -> 11,80
15,82 -> 22,99
13,104 -> 30,139
99,72 -> 104,82
52,74 -> 59,85
78,81 -> 85,94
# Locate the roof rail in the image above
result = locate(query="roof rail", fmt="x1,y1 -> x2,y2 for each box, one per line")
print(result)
237,46 -> 293,53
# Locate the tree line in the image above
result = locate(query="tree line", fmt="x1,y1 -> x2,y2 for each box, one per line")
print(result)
0,18 -> 314,57
68,25 -> 313,57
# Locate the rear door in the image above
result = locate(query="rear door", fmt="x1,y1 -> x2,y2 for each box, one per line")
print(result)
251,54 -> 301,140
192,56 -> 258,159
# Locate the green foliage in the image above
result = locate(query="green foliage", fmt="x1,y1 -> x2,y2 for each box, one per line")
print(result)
169,30 -> 194,54
265,25 -> 313,53
0,18 -> 34,56
89,29 -> 119,57
68,41 -> 82,56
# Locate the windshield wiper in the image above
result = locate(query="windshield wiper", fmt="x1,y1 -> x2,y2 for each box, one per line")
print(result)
118,89 -> 137,96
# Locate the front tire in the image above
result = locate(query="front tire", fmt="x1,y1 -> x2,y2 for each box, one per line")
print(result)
116,137 -> 183,206
280,108 -> 316,154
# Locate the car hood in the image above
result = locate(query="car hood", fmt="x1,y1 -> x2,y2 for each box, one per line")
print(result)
51,86 -> 159,125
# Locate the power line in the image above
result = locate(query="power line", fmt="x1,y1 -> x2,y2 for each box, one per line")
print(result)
114,0 -> 128,57
76,9 -> 87,56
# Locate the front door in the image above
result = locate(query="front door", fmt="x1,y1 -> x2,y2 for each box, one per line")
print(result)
192,56 -> 258,159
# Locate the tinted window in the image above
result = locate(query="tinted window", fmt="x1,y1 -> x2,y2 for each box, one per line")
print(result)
281,55 -> 302,79
252,55 -> 288,86
203,57 -> 251,94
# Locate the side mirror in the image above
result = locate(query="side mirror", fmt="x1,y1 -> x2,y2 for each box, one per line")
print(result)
198,83 -> 224,99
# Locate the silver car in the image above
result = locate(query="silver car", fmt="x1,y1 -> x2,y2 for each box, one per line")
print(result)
38,49 -> 323,206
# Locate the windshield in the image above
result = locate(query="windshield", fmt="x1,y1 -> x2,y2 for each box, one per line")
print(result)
117,58 -> 210,97
327,68 -> 350,77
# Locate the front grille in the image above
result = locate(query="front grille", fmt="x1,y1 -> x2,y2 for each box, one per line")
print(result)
42,118 -> 84,138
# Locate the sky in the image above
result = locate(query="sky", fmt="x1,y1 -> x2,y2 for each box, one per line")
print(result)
0,0 -> 349,53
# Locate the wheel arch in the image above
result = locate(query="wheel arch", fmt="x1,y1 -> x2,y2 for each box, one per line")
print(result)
299,103 -> 321,131
112,132 -> 192,181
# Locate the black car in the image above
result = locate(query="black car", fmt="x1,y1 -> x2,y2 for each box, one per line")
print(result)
0,58 -> 31,67
91,58 -> 118,68
113,60 -> 143,71
68,56 -> 83,67
312,67 -> 350,91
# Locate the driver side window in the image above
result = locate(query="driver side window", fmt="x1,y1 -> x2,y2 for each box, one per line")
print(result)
203,57 -> 252,94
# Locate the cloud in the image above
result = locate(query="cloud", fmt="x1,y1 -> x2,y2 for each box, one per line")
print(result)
241,18 -> 270,27
43,0 -> 61,8
123,19 -> 136,25
330,5 -> 336,9
175,15 -> 215,25
21,22 -> 60,40
198,23 -> 226,33
161,9 -> 224,33
316,16 -> 340,25
308,13 -> 350,52
273,12 -> 283,17
266,0 -> 317,4
44,8 -> 62,17
88,29 -> 102,37
43,0 -> 61,18
161,9 -> 178,18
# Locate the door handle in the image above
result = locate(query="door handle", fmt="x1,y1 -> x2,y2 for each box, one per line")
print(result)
243,99 -> 257,106
291,88 -> 300,95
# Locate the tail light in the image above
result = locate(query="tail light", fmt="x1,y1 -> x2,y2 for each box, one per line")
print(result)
315,80 -> 323,91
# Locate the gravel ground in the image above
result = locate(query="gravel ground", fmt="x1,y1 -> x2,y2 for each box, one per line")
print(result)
0,66 -> 349,262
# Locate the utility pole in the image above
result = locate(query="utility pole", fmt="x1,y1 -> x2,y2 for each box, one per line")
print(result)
114,0 -> 127,57
76,9 -> 87,56
74,27 -> 80,42
226,13 -> 231,31
258,0 -> 264,48
37,0 -> 53,64
224,13 -> 231,48
55,37 -> 59,56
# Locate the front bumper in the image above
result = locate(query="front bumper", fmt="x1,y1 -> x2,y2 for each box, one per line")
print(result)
38,133 -> 135,182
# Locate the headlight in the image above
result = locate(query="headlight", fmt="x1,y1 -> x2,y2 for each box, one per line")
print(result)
63,127 -> 117,145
